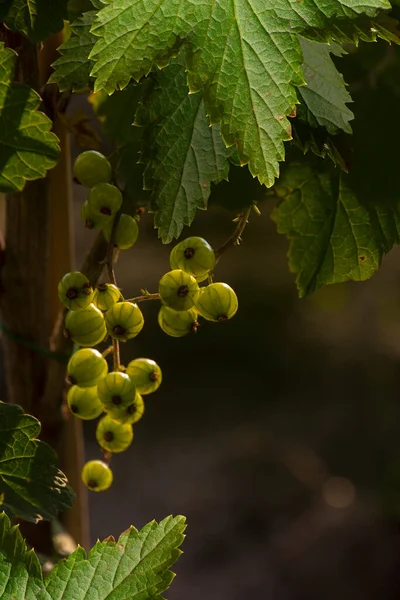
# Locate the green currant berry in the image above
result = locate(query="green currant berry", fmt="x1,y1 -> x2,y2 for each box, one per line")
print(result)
107,392 -> 145,425
105,302 -> 144,341
88,183 -> 122,218
73,151 -> 111,188
170,245 -> 209,283
67,385 -> 104,420
58,271 -> 94,310
81,460 -> 113,492
195,282 -> 238,322
67,348 -> 108,387
171,237 -> 215,278
158,269 -> 200,311
96,415 -> 133,453
97,371 -> 136,411
93,283 -> 121,311
81,200 -> 111,230
126,358 -> 162,395
158,306 -> 198,337
64,304 -> 107,347
103,214 -> 139,250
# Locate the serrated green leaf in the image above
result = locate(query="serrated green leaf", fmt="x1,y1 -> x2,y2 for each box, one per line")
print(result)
0,512 -> 186,600
0,402 -> 75,523
41,515 -> 186,600
89,0 -> 390,187
0,513 -> 43,599
297,39 -> 354,134
135,57 -> 229,243
271,162 -> 400,296
49,10 -> 98,92
0,0 -> 67,42
0,44 -> 60,193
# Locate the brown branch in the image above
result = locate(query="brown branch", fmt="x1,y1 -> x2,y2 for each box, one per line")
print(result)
215,205 -> 252,261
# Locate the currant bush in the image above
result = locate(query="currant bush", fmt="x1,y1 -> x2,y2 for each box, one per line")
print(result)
63,152 -> 243,491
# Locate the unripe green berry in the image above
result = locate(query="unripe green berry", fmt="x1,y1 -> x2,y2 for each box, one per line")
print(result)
88,183 -> 122,218
96,415 -> 133,453
158,269 -> 200,311
67,348 -> 108,387
64,304 -> 107,347
67,386 -> 104,420
195,282 -> 238,322
97,372 -> 136,411
105,302 -> 144,341
103,214 -> 139,250
81,460 -> 113,492
58,271 -> 94,310
158,306 -> 198,337
126,358 -> 162,395
93,283 -> 121,311
81,200 -> 110,230
171,237 -> 215,278
73,151 -> 111,188
107,392 -> 145,425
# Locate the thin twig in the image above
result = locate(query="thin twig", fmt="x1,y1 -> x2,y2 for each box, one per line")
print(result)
105,212 -> 122,370
215,205 -> 253,261
126,293 -> 160,304
112,338 -> 120,371
101,345 -> 114,359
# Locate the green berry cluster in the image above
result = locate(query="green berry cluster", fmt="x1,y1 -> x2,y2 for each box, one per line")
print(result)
158,236 -> 238,337
66,347 -> 162,492
61,152 -> 241,492
74,150 -> 138,250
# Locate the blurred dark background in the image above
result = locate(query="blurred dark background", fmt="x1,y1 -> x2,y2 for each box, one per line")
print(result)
65,32 -> 400,600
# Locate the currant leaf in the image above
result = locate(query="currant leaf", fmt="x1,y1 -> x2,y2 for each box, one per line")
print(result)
0,511 -> 186,600
271,162 -> 400,297
136,56 -> 229,243
89,0 -> 390,187
0,0 -> 67,42
0,402 -> 74,523
297,39 -> 354,134
49,10 -> 98,92
0,44 -> 60,193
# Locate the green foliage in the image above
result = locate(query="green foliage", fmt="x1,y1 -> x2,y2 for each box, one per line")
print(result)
49,9 -> 98,92
136,57 -> 229,243
0,0 -> 67,42
0,512 -> 186,599
0,402 -> 75,523
0,44 -> 60,193
297,39 -> 354,134
88,0 -> 389,188
271,161 -> 400,297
